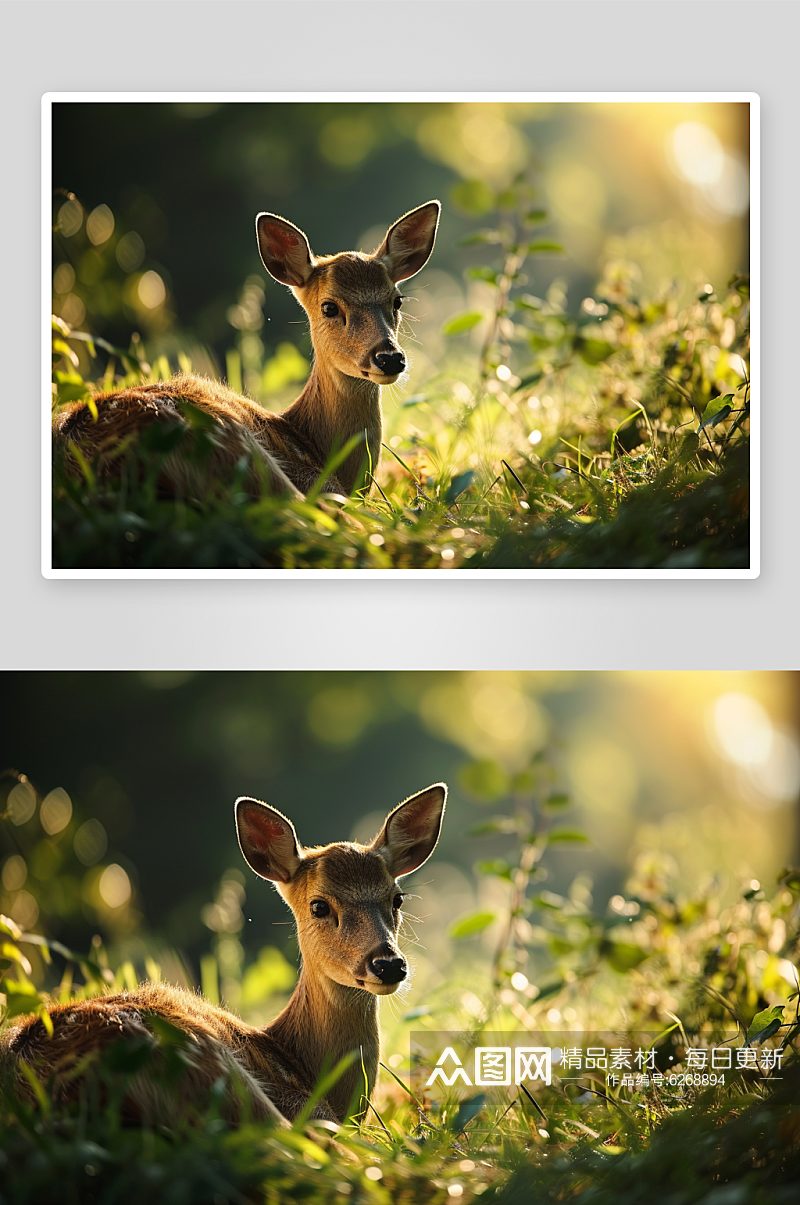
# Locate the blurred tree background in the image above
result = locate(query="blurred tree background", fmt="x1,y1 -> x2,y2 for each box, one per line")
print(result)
52,100 -> 750,382
1,672 -> 794,1026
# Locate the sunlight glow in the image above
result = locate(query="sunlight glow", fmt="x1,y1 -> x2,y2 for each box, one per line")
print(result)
668,122 -> 749,218
709,693 -> 800,806
670,122 -> 725,187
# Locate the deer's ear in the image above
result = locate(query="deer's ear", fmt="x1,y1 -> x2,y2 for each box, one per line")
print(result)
371,783 -> 447,878
256,214 -> 315,288
373,201 -> 440,283
235,798 -> 303,884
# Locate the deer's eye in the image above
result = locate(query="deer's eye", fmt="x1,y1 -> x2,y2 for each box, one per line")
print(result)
393,297 -> 403,311
310,900 -> 330,918
393,894 -> 404,911
321,302 -> 339,318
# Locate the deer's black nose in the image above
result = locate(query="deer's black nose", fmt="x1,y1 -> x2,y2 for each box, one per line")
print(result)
373,351 -> 406,376
369,955 -> 407,984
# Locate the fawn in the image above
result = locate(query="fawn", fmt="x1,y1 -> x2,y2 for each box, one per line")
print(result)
53,201 -> 441,500
1,783 -> 447,1127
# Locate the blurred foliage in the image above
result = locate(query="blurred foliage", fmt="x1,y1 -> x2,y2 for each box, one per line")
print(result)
51,173 -> 750,571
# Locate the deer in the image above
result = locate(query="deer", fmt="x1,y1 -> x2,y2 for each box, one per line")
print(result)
52,201 -> 441,501
1,782 -> 447,1129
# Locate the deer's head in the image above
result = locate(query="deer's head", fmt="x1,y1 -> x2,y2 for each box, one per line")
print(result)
235,783 -> 446,995
255,202 -> 440,386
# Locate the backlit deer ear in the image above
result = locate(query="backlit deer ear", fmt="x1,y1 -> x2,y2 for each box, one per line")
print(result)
371,783 -> 447,878
373,201 -> 441,283
235,797 -> 303,884
255,214 -> 315,288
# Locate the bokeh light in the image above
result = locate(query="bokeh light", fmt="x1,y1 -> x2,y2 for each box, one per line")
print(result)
98,863 -> 132,909
85,203 -> 115,246
39,787 -> 73,836
7,781 -> 36,826
137,270 -> 166,309
1,854 -> 27,892
73,818 -> 108,867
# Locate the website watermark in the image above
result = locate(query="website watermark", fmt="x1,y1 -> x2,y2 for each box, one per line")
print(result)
410,1031 -> 785,1101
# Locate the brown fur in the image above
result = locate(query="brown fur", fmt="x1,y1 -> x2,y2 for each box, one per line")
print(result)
1,783 -> 446,1128
53,202 -> 440,501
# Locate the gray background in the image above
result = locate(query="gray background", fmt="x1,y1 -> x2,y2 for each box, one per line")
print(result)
1,1 -> 794,671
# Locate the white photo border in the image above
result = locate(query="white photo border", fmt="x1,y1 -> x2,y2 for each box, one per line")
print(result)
42,91 -> 759,581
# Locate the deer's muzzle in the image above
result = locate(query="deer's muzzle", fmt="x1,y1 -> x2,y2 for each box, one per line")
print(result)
373,350 -> 406,376
368,954 -> 407,985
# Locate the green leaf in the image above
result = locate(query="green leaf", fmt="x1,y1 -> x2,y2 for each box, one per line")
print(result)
528,334 -> 554,351
442,311 -> 484,337
779,867 -> 800,892
466,266 -> 500,285
467,816 -> 518,837
451,180 -> 495,216
577,338 -> 615,366
514,370 -> 544,393
543,794 -> 570,811
510,769 -> 535,793
533,891 -> 566,911
548,936 -> 576,956
445,470 -> 475,503
52,338 -> 80,366
677,431 -> 701,465
547,829 -> 589,844
459,759 -> 509,801
0,914 -> 22,941
746,1005 -> 785,1046
699,395 -> 734,431
477,859 -> 514,882
449,910 -> 497,940
293,1049 -> 360,1129
604,942 -> 648,972
178,401 -> 218,431
524,209 -> 548,225
532,979 -> 565,1002
458,230 -> 503,246
516,293 -> 544,310
527,240 -> 565,254
57,383 -> 92,404
450,1094 -> 486,1132
0,942 -> 32,975
1,978 -> 46,1020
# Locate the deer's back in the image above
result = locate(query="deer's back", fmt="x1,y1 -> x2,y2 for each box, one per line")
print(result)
53,374 -> 333,497
1,982 -> 322,1123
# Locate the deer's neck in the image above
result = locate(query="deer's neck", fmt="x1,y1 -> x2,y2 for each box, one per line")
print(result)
265,967 -> 380,1121
283,359 -> 382,494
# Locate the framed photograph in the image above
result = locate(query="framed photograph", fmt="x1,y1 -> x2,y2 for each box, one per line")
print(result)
43,93 -> 757,578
